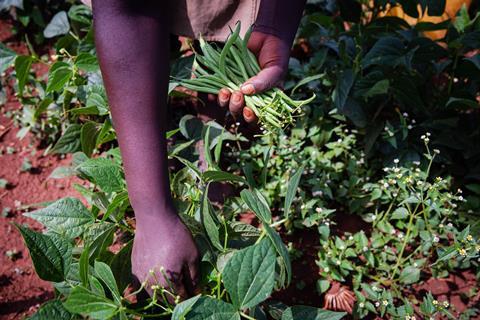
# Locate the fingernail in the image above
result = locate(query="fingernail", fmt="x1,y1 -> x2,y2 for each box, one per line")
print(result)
233,94 -> 242,103
241,83 -> 255,95
219,92 -> 228,101
243,108 -> 253,118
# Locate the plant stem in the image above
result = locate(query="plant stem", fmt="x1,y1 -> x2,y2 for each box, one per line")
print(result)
240,312 -> 257,320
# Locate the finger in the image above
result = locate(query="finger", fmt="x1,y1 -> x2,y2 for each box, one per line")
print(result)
242,107 -> 258,123
217,88 -> 231,107
240,65 -> 285,95
161,268 -> 188,301
229,90 -> 244,116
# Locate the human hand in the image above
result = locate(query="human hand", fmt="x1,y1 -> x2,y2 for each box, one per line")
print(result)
132,208 -> 199,300
217,31 -> 291,123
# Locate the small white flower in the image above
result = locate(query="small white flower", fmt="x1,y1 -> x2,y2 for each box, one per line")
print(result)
324,267 -> 330,272
363,246 -> 368,252
433,236 -> 440,243
447,223 -> 453,228
359,302 -> 365,308
383,182 -> 389,188
348,235 -> 354,241
336,260 -> 341,265
412,119 -> 416,124
434,149 -> 440,154
426,132 -> 431,137
375,301 -> 380,308
301,204 -> 305,209
403,112 -> 409,117
316,207 -> 323,213
394,158 -> 400,164
382,300 -> 389,306
337,138 -> 342,143
458,196 -> 464,201
413,161 -> 420,166
439,223 -> 444,228
371,214 -> 377,221
407,125 -> 413,130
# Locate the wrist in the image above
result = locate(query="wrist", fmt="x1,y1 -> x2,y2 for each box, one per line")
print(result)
134,203 -> 180,231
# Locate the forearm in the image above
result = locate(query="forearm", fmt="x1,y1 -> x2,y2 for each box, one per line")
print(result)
254,0 -> 307,46
92,0 -> 173,216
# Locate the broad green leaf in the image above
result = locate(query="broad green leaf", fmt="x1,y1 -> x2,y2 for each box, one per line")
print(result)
16,224 -> 72,282
14,55 -> 33,95
44,11 -> 70,38
179,114 -> 204,140
46,63 -> 73,93
77,157 -> 124,193
446,97 -> 479,109
29,300 -> 73,320
391,207 -> 409,220
223,239 -> 276,309
76,52 -> 99,72
51,124 -> 82,154
201,185 -> 223,250
362,37 -> 404,68
240,189 -> 272,223
399,266 -> 420,284
68,5 -> 92,24
284,166 -> 304,219
80,121 -> 98,157
172,295 -> 201,320
63,286 -> 118,319
86,92 -> 109,115
333,68 -> 354,110
110,241 -> 133,293
24,197 -> 93,239
94,261 -> 121,303
281,306 -> 346,320
264,224 -> 292,286
203,170 -> 246,184
203,125 -> 217,170
184,296 -> 240,320
0,42 -> 16,74
84,223 -> 116,262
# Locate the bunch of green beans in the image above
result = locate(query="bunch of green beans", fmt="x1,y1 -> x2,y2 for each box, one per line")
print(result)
177,22 -> 315,135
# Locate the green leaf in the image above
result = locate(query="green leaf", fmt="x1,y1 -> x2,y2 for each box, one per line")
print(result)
16,224 -> 72,282
29,300 -> 73,320
201,185 -> 223,251
282,306 -> 346,320
240,189 -> 272,224
223,239 -> 276,309
446,97 -> 479,109
110,241 -> 133,293
264,224 -> 292,286
0,42 -> 16,74
79,246 -> 90,287
77,157 -> 124,193
44,11 -> 70,38
84,223 -> 115,262
203,170 -> 246,184
81,121 -> 98,157
51,124 -> 82,154
94,261 -> 121,303
184,296 -> 240,320
399,266 -> 420,285
63,286 -> 119,319
333,69 -> 354,110
24,197 -> 94,239
172,295 -> 201,320
14,55 -> 33,95
362,37 -> 404,68
291,74 -> 324,95
391,207 -> 409,220
179,114 -> 204,140
284,166 -> 304,219
364,79 -> 389,99
68,5 -> 92,24
76,52 -> 99,72
46,63 -> 73,93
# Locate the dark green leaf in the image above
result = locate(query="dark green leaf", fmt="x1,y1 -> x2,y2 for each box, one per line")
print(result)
16,224 -> 72,282
51,124 -> 82,154
240,189 -> 272,223
77,157 -> 124,193
399,266 -> 420,284
264,224 -> 292,286
110,241 -> 133,293
284,166 -> 304,219
0,42 -> 16,74
282,305 -> 346,320
203,170 -> 246,184
80,121 -> 98,157
184,296 -> 240,320
223,239 -> 276,309
172,295 -> 201,320
94,261 -> 121,303
14,55 -> 33,95
63,286 -> 118,319
76,52 -> 98,72
46,64 -> 73,93
29,300 -> 73,320
201,185 -> 222,250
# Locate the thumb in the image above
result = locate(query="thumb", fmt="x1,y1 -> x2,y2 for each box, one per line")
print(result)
240,65 -> 285,95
